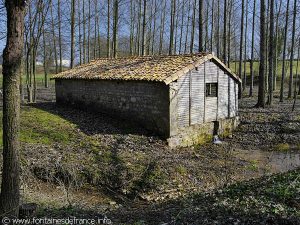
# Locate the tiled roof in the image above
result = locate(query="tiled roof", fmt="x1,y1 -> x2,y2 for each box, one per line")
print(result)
52,53 -> 241,84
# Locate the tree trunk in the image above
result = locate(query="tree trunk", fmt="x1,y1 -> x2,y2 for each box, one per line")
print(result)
216,0 -> 220,57
223,0 -> 227,63
273,0 -> 283,91
179,0 -> 184,54
83,1 -> 86,62
141,0 -> 147,56
288,0 -> 297,98
199,0 -> 204,52
210,0 -> 214,52
174,0 -> 180,54
42,18 -> 49,88
184,0 -> 191,53
70,0 -> 75,68
239,0 -> 245,82
249,0 -> 256,97
267,0 -> 274,105
107,0 -> 111,58
112,0 -> 118,58
159,0 -> 166,55
151,0 -> 157,55
280,0 -> 290,102
243,0 -> 248,90
129,0 -> 134,55
169,0 -> 176,55
190,0 -> 196,53
0,0 -> 25,217
78,0 -> 82,64
292,40 -> 300,111
87,0 -> 91,62
58,0 -> 63,71
227,0 -> 233,68
256,0 -> 266,107
50,0 -> 58,73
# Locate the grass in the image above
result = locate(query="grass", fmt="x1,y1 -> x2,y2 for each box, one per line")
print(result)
0,106 -> 80,146
274,143 -> 290,152
230,60 -> 300,76
212,168 -> 300,217
0,65 -> 57,87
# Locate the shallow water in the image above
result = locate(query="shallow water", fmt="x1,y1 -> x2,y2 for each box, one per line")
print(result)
235,149 -> 300,174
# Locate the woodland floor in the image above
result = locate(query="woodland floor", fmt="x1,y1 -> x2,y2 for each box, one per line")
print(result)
0,88 -> 299,224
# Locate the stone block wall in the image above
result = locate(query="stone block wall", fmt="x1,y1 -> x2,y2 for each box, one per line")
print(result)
55,79 -> 170,137
167,117 -> 240,148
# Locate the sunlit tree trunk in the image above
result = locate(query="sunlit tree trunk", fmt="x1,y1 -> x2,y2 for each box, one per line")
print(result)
112,0 -> 118,58
256,0 -> 266,107
190,0 -> 196,53
280,0 -> 290,102
70,0 -> 75,68
199,0 -> 204,52
288,0 -> 297,98
249,0 -> 256,97
267,0 -> 274,105
58,0 -> 63,71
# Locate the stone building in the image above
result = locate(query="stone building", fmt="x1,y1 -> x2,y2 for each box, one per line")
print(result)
53,53 -> 241,147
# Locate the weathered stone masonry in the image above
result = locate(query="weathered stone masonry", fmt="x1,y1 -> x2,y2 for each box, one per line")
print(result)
55,79 -> 170,136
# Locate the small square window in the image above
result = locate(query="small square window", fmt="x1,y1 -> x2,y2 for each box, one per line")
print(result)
206,83 -> 218,97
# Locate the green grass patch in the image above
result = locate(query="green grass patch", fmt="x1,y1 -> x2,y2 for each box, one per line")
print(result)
274,143 -> 290,152
0,107 -> 80,146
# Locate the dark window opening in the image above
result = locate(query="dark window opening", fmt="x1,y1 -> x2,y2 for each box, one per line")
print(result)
206,83 -> 218,97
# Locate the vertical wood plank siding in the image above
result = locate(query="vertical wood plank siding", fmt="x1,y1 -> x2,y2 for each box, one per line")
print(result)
218,68 -> 229,118
229,78 -> 236,117
190,64 -> 205,124
177,72 -> 190,128
205,61 -> 218,121
176,60 -> 239,130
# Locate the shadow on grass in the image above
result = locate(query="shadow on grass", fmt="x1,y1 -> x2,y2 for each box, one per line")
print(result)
32,102 -> 157,137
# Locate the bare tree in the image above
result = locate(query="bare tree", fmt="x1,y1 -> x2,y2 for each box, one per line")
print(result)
223,0 -> 227,63
58,0 -> 62,71
70,0 -> 75,68
50,0 -> 58,73
256,0 -> 266,107
107,0 -> 111,58
249,0 -> 256,97
159,0 -> 166,54
141,0 -> 147,55
288,0 -> 297,98
169,0 -> 176,55
190,0 -> 196,53
280,0 -> 290,102
112,0 -> 119,58
267,0 -> 274,105
199,0 -> 204,52
239,0 -> 245,86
